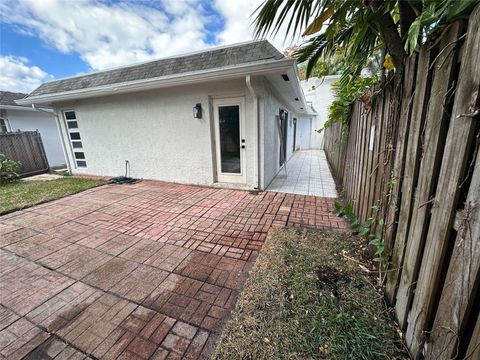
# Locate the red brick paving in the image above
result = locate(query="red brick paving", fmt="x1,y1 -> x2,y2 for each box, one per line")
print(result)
0,181 -> 345,359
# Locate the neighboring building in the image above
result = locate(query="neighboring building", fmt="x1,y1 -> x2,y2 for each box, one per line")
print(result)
298,75 -> 340,150
18,40 -> 313,190
0,91 -> 66,168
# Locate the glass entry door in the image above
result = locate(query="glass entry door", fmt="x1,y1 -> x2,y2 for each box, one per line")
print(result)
213,98 -> 246,184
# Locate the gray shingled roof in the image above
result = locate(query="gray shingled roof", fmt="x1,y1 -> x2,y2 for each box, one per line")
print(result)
0,91 -> 28,106
27,40 -> 284,98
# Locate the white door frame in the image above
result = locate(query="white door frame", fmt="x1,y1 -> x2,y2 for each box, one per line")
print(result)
213,97 -> 246,184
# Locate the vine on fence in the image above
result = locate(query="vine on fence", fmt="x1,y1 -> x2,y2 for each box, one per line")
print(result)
333,176 -> 399,283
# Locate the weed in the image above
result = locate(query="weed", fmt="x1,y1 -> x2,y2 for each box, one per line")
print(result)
332,201 -> 391,283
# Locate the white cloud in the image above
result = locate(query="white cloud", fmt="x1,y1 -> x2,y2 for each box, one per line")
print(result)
0,0 -> 212,71
0,56 -> 53,93
0,0 -> 305,92
214,0 -> 301,53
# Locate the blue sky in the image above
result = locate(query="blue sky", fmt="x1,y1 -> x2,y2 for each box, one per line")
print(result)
0,0 -> 290,93
1,24 -> 89,78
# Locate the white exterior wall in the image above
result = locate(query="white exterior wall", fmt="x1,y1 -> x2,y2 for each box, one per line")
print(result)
300,75 -> 340,149
5,109 -> 66,167
260,79 -> 298,187
286,114 -> 295,160
296,117 -> 312,150
55,78 -> 263,188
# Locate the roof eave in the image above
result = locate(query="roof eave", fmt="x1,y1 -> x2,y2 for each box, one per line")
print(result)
16,59 -> 296,106
289,59 -> 311,115
0,104 -> 53,112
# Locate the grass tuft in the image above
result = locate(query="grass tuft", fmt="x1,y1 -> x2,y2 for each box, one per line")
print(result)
0,177 -> 107,214
213,227 -> 406,360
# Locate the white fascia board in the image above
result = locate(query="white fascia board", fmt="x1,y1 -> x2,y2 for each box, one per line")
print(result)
16,59 -> 296,106
0,105 -> 53,112
290,62 -> 311,113
263,60 -> 313,116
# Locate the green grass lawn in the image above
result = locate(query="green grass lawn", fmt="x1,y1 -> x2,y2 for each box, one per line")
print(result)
0,177 -> 108,215
213,228 -> 406,360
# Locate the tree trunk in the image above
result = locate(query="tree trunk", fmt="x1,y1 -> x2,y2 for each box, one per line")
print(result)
398,0 -> 417,38
370,0 -> 408,70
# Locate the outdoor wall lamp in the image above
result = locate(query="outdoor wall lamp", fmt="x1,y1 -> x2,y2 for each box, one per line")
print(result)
193,103 -> 202,119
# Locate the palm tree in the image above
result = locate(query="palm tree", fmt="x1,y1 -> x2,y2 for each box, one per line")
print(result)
254,0 -> 478,79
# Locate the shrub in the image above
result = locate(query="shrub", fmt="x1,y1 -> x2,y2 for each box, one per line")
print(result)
0,153 -> 21,184
318,75 -> 378,133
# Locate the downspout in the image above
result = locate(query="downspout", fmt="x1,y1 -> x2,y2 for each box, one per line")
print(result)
32,104 -> 72,174
246,75 -> 261,190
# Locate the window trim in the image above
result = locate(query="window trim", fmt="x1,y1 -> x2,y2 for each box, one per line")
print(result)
63,110 -> 87,169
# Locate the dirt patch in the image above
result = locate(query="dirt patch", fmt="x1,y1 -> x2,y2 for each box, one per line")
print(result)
316,265 -> 350,300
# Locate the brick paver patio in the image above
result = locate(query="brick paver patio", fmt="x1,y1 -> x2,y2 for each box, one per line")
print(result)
0,181 -> 345,359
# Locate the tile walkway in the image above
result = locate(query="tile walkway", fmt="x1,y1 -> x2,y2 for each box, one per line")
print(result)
266,150 -> 337,197
0,181 -> 345,359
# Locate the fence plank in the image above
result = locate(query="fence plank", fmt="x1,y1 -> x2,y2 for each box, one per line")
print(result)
372,91 -> 387,229
354,103 -> 366,216
386,47 -> 431,303
465,314 -> 480,360
384,54 -> 418,261
394,23 -> 463,329
345,108 -> 358,202
366,95 -> 383,220
339,122 -> 347,182
364,110 -> 375,221
350,103 -> 360,205
426,139 -> 480,359
340,123 -> 347,182
406,15 -> 479,355
381,81 -> 401,237
359,100 -> 374,222
378,88 -> 395,229
335,122 -> 347,181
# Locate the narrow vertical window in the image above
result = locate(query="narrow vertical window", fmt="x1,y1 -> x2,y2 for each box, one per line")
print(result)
0,118 -> 9,133
64,110 -> 87,167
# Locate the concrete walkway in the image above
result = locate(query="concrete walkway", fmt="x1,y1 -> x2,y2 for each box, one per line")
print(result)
23,173 -> 63,181
266,150 -> 337,197
0,181 -> 345,359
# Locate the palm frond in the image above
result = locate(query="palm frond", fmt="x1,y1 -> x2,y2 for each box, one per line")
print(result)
254,0 -> 325,39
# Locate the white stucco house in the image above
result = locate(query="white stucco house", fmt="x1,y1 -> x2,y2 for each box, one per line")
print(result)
0,91 -> 66,168
296,75 -> 340,150
17,40 -> 314,190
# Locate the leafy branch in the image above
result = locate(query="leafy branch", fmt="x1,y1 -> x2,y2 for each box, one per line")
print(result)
254,0 -> 479,79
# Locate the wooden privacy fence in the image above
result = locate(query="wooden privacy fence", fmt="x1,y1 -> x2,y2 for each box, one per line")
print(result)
0,131 -> 49,176
323,6 -> 480,360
